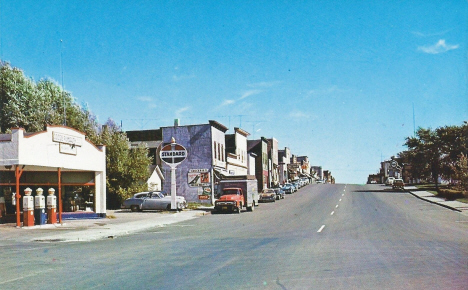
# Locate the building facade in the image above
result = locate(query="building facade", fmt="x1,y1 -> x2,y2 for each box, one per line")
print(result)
0,126 -> 106,225
225,128 -> 250,176
160,120 -> 228,203
278,147 -> 291,185
248,138 -> 269,192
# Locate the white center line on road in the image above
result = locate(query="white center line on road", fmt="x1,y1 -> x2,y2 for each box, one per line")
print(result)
342,194 -> 344,196
317,225 -> 325,232
339,198 -> 342,202
330,211 -> 334,215
335,205 -> 339,208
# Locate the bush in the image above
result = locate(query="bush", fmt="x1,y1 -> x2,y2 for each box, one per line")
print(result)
437,189 -> 465,201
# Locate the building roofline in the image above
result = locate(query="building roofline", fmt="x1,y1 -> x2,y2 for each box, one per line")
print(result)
234,127 -> 250,137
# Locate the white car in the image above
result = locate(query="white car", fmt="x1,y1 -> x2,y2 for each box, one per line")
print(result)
122,191 -> 187,212
385,177 -> 395,185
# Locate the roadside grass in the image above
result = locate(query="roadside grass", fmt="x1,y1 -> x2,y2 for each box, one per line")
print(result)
415,183 -> 467,203
186,202 -> 211,210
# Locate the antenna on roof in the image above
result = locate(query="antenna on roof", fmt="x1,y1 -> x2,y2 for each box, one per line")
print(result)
60,39 -> 66,126
412,103 -> 416,137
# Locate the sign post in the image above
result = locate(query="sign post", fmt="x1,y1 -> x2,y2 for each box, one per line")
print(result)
160,138 -> 187,210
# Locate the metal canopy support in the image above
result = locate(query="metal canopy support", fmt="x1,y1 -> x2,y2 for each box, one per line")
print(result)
15,165 -> 25,227
58,168 -> 62,224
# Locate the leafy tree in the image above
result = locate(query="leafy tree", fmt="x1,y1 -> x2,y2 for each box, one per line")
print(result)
0,63 -> 36,131
405,127 -> 443,189
403,122 -> 467,190
451,153 -> 468,196
0,61 -> 152,208
437,124 -> 468,182
99,119 -> 152,209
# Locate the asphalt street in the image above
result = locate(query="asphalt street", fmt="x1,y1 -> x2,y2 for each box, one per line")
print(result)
1,184 -> 467,289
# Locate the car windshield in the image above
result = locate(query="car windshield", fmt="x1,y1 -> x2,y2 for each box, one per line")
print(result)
150,192 -> 164,198
222,189 -> 240,196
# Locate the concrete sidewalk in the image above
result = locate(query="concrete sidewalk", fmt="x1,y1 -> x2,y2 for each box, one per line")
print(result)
0,209 -> 211,243
406,186 -> 468,215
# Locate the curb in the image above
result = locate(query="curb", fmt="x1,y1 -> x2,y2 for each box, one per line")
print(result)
407,190 -> 462,212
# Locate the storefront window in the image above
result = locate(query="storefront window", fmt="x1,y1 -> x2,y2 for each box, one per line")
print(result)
63,186 -> 94,212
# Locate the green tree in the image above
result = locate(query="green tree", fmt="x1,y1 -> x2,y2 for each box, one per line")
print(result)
0,61 -> 152,208
99,119 -> 152,209
451,153 -> 468,196
437,124 -> 468,182
405,127 -> 444,189
0,63 -> 36,131
403,122 -> 467,190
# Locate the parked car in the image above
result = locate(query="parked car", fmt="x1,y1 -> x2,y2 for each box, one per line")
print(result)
392,179 -> 405,190
385,177 -> 395,186
273,188 -> 285,200
292,181 -> 301,190
259,188 -> 276,202
282,184 -> 294,194
122,191 -> 187,212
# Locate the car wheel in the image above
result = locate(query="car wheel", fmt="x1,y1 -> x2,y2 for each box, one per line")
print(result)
166,204 -> 172,210
131,205 -> 139,212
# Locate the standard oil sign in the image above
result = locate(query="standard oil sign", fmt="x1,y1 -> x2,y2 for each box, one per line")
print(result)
160,142 -> 187,165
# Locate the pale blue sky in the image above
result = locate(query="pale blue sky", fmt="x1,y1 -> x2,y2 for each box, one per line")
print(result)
1,1 -> 467,183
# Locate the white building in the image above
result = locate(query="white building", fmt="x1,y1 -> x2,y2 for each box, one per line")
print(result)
225,127 -> 250,176
0,126 -> 106,226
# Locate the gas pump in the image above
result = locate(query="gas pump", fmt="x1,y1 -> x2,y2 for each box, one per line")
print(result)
34,188 -> 46,225
47,188 -> 57,224
22,187 -> 34,227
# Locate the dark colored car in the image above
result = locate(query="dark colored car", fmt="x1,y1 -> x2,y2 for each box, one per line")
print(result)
392,179 -> 405,190
273,188 -> 285,200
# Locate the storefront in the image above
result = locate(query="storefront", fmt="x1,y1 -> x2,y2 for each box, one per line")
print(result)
0,126 -> 106,226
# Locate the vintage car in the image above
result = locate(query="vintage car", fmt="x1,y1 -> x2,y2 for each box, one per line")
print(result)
282,183 -> 295,194
259,188 -> 276,202
122,191 -> 187,212
392,179 -> 405,190
273,188 -> 285,200
385,177 -> 395,186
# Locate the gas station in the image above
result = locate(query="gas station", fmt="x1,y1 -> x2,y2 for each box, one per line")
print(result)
0,125 -> 106,227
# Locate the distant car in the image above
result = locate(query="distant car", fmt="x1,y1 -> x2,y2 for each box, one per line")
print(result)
392,179 -> 405,190
282,184 -> 294,194
273,188 -> 285,200
370,180 -> 377,184
385,177 -> 395,186
292,181 -> 301,190
259,189 -> 276,202
316,180 -> 323,184
122,191 -> 187,212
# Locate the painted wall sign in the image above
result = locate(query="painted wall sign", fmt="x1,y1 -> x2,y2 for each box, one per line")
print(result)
188,169 -> 210,187
53,132 -> 83,146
